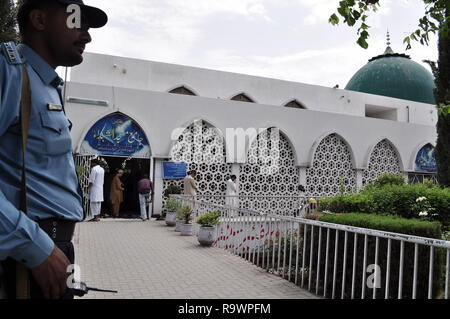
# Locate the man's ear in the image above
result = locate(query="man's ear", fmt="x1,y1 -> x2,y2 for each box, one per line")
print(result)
29,9 -> 49,32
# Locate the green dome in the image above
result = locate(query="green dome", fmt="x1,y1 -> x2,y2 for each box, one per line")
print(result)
345,51 -> 436,104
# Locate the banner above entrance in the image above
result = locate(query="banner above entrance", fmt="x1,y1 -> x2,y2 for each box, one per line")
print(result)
80,113 -> 150,158
415,144 -> 437,173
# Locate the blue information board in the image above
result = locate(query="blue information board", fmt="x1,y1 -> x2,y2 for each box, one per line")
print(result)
163,162 -> 187,179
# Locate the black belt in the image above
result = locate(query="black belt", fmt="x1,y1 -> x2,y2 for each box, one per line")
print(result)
37,219 -> 76,242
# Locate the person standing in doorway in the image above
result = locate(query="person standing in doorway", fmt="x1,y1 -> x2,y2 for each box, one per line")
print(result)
110,169 -> 124,218
88,158 -> 104,222
183,170 -> 198,199
137,174 -> 154,221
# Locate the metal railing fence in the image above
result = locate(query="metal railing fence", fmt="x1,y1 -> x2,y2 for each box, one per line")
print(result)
172,195 -> 450,299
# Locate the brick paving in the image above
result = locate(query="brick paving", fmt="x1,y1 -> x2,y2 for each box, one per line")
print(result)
73,218 -> 319,299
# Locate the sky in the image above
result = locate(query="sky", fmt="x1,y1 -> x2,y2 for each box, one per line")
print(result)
72,0 -> 439,88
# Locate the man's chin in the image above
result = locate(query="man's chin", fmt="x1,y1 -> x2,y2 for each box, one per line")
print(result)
61,54 -> 84,67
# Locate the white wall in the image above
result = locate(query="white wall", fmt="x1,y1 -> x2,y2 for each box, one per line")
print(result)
69,53 -> 437,126
65,81 -> 437,173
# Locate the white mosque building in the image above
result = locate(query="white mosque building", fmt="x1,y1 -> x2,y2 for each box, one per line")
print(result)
64,44 -> 439,217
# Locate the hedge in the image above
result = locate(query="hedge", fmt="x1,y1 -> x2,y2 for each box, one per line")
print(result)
317,184 -> 450,226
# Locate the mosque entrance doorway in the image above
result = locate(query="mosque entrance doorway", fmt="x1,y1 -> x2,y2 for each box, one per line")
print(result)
101,157 -> 151,219
75,112 -> 152,220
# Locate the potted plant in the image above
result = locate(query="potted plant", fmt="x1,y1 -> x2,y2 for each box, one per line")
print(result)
164,197 -> 181,226
179,205 -> 195,236
175,206 -> 185,232
196,211 -> 220,246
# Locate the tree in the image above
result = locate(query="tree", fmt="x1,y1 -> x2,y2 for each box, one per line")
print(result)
0,0 -> 19,43
329,0 -> 450,187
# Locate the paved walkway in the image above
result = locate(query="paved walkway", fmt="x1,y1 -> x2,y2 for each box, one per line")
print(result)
73,218 -> 318,299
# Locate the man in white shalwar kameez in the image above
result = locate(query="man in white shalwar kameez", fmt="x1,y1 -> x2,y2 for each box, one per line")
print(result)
226,175 -> 238,216
88,158 -> 105,222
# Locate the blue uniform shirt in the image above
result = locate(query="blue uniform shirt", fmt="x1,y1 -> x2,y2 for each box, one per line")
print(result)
0,44 -> 83,268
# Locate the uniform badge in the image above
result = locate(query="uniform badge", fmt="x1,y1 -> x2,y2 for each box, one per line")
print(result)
47,103 -> 63,111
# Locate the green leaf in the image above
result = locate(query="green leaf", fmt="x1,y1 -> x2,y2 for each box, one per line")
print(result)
337,7 -> 347,18
347,16 -> 356,26
329,13 -> 340,25
357,36 -> 369,49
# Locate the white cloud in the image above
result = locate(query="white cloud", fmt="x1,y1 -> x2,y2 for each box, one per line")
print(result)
79,0 -> 437,89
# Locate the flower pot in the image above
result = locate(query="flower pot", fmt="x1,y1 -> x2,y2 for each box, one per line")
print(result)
165,211 -> 177,226
180,223 -> 194,236
175,220 -> 183,232
197,226 -> 216,246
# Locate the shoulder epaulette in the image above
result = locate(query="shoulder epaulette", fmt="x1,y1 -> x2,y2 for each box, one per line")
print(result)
0,41 -> 23,65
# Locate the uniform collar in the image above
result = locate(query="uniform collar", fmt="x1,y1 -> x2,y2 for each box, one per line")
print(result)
17,44 -> 60,86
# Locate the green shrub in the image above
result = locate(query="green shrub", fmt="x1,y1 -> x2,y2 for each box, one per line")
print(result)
318,184 -> 450,226
310,213 -> 445,299
165,197 -> 182,212
197,211 -> 221,227
367,173 -> 405,189
177,205 -> 194,224
164,185 -> 182,198
318,194 -> 374,214
320,213 -> 442,238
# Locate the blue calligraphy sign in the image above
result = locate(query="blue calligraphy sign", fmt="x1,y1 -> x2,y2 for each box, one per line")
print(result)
415,144 -> 437,173
80,113 -> 150,158
163,162 -> 187,179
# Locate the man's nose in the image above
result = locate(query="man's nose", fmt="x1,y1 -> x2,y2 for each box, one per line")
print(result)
80,30 -> 92,44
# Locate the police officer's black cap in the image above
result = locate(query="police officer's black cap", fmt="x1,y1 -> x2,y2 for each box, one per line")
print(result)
55,0 -> 107,28
22,0 -> 108,29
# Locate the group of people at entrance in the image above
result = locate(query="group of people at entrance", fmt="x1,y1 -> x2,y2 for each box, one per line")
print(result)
88,159 -> 154,221
183,170 -> 239,207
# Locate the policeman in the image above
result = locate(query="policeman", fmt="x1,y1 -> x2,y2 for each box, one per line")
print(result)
0,0 -> 107,299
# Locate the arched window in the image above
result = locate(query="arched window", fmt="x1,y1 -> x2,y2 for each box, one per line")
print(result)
163,120 -> 232,207
231,93 -> 254,103
363,139 -> 401,186
169,86 -> 196,96
285,100 -> 306,109
239,128 -> 301,214
306,134 -> 356,197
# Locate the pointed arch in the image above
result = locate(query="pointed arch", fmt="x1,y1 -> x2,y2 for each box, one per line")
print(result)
307,131 -> 356,169
163,119 -> 232,206
239,127 -> 302,214
168,118 -> 227,158
230,92 -> 256,103
362,138 -> 403,186
306,133 -> 357,197
411,142 -> 437,173
409,140 -> 436,172
284,99 -> 307,109
168,85 -> 198,96
77,111 -> 151,158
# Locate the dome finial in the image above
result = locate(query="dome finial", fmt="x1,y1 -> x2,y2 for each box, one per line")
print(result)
384,29 -> 394,54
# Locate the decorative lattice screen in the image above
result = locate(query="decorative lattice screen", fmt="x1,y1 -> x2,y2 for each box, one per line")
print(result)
239,128 -> 302,214
363,139 -> 401,186
74,154 -> 95,219
163,121 -> 232,206
306,134 -> 356,197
